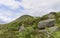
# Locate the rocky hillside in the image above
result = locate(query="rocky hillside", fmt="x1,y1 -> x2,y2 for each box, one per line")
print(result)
0,12 -> 60,38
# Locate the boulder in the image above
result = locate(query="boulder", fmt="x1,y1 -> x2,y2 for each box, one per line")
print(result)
48,14 -> 55,19
48,12 -> 56,19
46,26 -> 59,33
38,19 -> 56,30
38,26 -> 60,38
19,24 -> 25,32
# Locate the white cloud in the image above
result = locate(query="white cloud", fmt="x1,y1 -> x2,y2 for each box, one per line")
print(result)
0,15 -> 11,22
0,0 -> 60,11
21,0 -> 57,9
0,0 -> 60,23
0,0 -> 21,9
21,0 -> 60,16
0,0 -> 60,13
0,7 -> 24,23
0,10 -> 13,23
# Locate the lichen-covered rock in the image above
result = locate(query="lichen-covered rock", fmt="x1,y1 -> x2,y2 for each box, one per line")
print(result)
38,19 -> 56,30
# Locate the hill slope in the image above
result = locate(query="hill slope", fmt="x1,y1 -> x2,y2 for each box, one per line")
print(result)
0,12 -> 60,38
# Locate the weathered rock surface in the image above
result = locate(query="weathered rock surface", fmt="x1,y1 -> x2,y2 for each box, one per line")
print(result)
19,24 -> 25,32
48,12 -> 56,19
46,26 -> 59,33
38,19 -> 56,30
38,26 -> 60,38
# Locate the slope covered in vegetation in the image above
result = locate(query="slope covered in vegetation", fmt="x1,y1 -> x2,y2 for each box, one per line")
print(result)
0,12 -> 60,38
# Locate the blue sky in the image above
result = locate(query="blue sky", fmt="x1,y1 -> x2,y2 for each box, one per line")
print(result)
0,0 -> 60,24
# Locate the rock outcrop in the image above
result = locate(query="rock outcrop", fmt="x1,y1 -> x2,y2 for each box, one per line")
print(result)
19,24 -> 25,32
48,12 -> 56,19
38,19 -> 56,30
38,26 -> 60,38
38,19 -> 60,38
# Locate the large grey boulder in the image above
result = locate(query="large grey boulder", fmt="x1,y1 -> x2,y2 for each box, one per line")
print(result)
38,19 -> 56,30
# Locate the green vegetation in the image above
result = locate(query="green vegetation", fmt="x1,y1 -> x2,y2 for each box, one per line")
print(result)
0,12 -> 60,38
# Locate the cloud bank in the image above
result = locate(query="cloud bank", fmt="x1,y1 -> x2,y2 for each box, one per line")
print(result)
0,0 -> 60,23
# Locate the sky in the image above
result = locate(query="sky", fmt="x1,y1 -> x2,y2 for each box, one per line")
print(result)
0,0 -> 60,24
